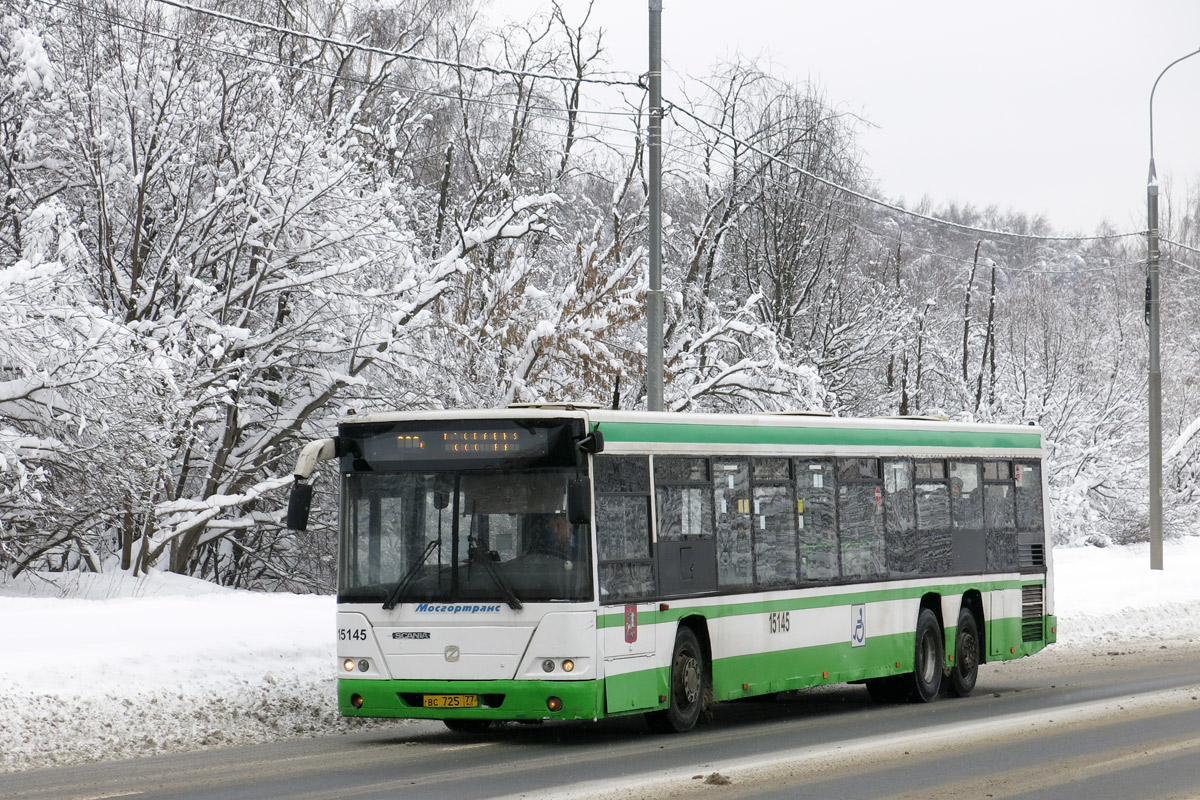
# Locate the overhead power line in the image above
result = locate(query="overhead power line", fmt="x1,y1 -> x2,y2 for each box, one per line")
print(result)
36,0 -> 1166,248
35,0 -> 648,150
150,0 -> 644,90
1163,238 -> 1200,258
667,100 -> 1148,246
673,126 -> 1144,275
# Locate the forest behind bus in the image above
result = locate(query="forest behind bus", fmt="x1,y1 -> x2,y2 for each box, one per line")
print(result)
4,0 -> 1200,592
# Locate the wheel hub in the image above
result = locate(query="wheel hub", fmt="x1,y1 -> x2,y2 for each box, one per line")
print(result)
678,654 -> 701,705
919,632 -> 938,683
959,632 -> 978,673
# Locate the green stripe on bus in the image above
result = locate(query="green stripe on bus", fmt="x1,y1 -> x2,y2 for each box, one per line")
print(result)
596,579 -> 1039,628
600,617 -> 1054,706
594,421 -> 1041,450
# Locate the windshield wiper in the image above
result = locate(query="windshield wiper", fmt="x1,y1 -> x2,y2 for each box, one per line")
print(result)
382,540 -> 439,610
469,540 -> 523,610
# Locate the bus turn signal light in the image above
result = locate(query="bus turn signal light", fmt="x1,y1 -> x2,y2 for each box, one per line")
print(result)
350,694 -> 364,709
546,696 -> 563,712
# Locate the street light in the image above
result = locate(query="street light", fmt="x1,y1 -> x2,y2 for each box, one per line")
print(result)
646,0 -> 664,412
1146,45 -> 1200,571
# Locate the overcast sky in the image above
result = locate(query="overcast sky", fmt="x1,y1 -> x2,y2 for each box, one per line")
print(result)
494,0 -> 1200,234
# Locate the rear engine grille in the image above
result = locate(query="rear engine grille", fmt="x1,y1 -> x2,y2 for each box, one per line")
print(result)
1021,584 -> 1044,642
1019,542 -> 1045,568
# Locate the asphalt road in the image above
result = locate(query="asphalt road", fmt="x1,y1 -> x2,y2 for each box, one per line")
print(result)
5,641 -> 1199,800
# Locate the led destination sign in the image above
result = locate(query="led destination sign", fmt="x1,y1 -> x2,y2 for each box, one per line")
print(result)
392,430 -> 540,455
356,422 -> 560,464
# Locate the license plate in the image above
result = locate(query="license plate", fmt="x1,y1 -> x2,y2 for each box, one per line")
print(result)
423,694 -> 479,709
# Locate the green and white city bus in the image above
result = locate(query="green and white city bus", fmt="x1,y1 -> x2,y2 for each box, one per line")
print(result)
287,405 -> 1055,733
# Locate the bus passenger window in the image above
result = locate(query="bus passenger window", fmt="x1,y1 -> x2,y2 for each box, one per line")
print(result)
595,455 -> 655,602
949,461 -> 983,529
838,483 -> 885,579
884,459 -> 918,577
794,459 -> 837,582
753,482 -> 797,587
655,457 -> 713,541
713,459 -> 752,589
983,477 -> 1016,530
1015,463 -> 1044,530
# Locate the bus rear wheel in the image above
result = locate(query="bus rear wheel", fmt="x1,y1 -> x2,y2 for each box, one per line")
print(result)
646,627 -> 706,733
947,606 -> 981,697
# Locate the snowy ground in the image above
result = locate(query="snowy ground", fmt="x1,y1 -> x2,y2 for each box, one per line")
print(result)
2,538 -> 1200,773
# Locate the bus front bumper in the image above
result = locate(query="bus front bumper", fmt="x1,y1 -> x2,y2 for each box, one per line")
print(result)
338,678 -> 604,721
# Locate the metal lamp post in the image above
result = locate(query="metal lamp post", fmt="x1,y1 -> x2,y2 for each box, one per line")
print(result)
1146,46 -> 1200,571
646,1 -> 664,412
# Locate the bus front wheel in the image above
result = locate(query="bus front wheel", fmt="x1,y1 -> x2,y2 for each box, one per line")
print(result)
646,627 -> 706,733
909,607 -> 944,702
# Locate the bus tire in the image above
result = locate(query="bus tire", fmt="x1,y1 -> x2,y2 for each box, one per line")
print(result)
908,607 -> 944,703
442,718 -> 494,733
646,627 -> 706,733
947,606 -> 981,697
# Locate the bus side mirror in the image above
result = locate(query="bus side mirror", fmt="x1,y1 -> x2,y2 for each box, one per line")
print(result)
567,479 -> 590,525
576,430 -> 604,454
287,482 -> 314,531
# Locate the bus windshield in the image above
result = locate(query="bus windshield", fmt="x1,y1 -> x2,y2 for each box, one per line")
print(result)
338,468 -> 593,605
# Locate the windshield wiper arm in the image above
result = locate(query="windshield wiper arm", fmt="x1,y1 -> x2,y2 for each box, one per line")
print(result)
469,540 -> 523,610
382,540 -> 439,610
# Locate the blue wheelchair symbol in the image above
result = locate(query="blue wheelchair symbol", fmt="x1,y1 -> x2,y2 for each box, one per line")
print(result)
851,604 -> 866,647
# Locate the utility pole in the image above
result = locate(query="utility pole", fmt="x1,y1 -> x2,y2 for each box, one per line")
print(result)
1145,45 -> 1200,571
1147,153 -> 1162,571
646,0 -> 664,412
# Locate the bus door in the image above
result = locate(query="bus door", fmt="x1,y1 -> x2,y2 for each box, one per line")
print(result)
594,454 -> 662,712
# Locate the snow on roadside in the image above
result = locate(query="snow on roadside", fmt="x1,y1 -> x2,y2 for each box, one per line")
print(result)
1051,538 -> 1200,645
3,538 -> 1200,773
0,570 -> 374,772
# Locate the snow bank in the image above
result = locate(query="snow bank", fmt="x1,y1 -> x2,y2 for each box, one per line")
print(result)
0,570 -> 370,772
3,539 -> 1200,773
1051,538 -> 1200,645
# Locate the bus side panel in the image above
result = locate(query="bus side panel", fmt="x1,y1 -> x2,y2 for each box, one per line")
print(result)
603,660 -> 667,714
599,604 -> 667,714
707,597 -> 919,700
985,583 -> 1050,660
988,587 -> 1021,657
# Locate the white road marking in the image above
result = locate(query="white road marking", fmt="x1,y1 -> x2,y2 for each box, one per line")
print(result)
488,685 -> 1200,800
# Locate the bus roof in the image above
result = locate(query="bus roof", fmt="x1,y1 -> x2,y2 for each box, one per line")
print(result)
337,408 -> 1043,457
